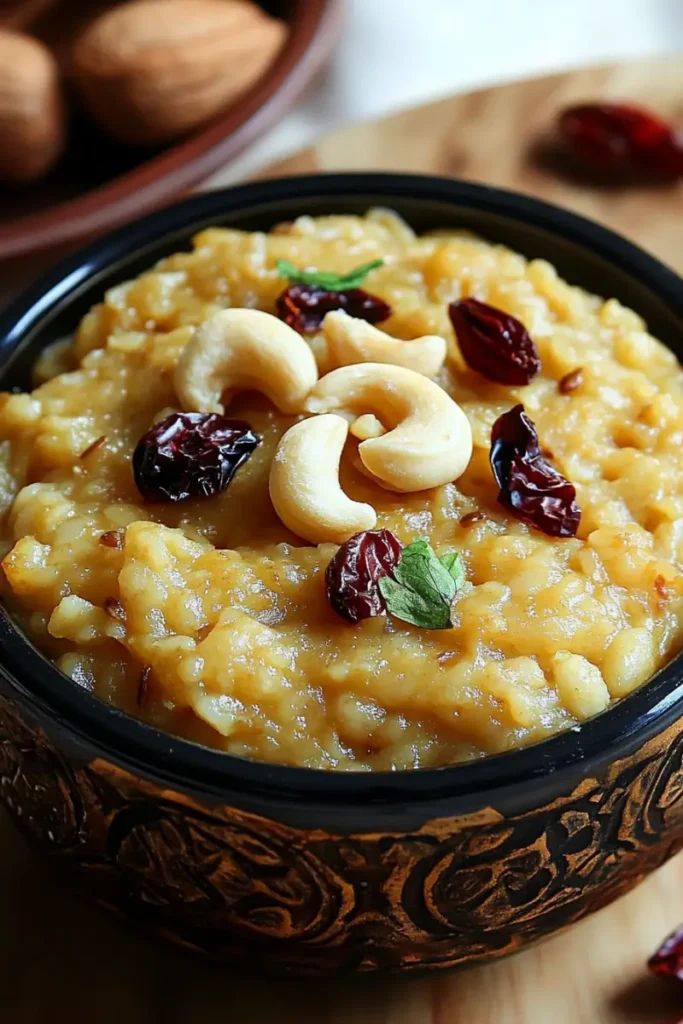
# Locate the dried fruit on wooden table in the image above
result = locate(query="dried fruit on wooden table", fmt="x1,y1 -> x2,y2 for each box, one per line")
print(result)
0,29 -> 65,183
276,261 -> 392,334
133,412 -> 261,502
326,530 -> 403,623
72,0 -> 288,146
557,102 -> 683,178
490,404 -> 581,538
448,298 -> 541,386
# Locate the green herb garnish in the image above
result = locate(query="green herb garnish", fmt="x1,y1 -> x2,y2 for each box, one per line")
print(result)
379,539 -> 466,630
275,258 -> 384,292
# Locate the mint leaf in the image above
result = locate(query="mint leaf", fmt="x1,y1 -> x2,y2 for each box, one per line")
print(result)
379,576 -> 452,629
378,540 -> 466,629
275,258 -> 384,292
275,259 -> 306,281
440,551 -> 466,590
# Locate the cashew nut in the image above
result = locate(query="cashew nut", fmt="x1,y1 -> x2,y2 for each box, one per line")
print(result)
323,310 -> 447,377
269,414 -> 377,543
174,308 -> 318,414
305,363 -> 473,492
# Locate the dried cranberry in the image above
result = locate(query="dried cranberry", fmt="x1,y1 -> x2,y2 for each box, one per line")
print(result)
133,412 -> 261,503
490,405 -> 581,538
448,298 -> 541,386
558,103 -> 683,177
325,529 -> 403,623
648,925 -> 683,981
276,284 -> 392,334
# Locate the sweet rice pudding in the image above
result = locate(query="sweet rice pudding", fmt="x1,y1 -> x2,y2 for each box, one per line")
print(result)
0,209 -> 682,771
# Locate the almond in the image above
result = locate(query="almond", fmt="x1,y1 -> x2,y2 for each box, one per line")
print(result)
0,29 -> 65,183
72,0 -> 288,146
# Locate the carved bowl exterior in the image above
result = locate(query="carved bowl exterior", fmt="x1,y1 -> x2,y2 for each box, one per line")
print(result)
0,175 -> 681,976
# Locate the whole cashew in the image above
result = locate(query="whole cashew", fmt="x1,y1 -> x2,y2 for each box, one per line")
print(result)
305,363 -> 473,492
174,308 -> 318,414
323,310 -> 447,377
269,414 -> 377,543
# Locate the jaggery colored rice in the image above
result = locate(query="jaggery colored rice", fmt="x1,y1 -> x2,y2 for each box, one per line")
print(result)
0,210 -> 682,770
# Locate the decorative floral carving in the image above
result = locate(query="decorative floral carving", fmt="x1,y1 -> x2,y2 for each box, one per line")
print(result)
1,691 -> 683,975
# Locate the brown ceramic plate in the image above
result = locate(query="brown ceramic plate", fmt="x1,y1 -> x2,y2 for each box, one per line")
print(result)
0,0 -> 344,260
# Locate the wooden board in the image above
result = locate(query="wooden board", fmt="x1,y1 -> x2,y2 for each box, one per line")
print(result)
254,58 -> 683,274
3,59 -> 683,1024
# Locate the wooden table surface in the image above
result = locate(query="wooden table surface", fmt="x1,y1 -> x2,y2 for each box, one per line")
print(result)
2,58 -> 683,1022
249,57 -> 683,277
2,806 -> 683,1024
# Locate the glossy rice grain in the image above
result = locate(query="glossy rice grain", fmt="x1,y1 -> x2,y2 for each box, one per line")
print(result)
1,210 -> 682,770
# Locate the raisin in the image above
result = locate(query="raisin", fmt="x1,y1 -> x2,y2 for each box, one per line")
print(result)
490,404 -> 581,538
276,284 -> 392,334
325,529 -> 403,623
558,103 -> 683,178
648,925 -> 683,981
133,412 -> 261,503
448,298 -> 541,386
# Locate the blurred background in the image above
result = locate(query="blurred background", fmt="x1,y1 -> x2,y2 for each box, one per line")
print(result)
0,0 -> 680,276
229,0 -> 683,179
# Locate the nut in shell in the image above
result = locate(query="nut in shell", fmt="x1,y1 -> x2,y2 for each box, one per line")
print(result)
0,29 -> 65,183
72,0 -> 288,146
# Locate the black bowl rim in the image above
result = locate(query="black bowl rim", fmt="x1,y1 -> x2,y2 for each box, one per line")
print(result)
0,172 -> 682,809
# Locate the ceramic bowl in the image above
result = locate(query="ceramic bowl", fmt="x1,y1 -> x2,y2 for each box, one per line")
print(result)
0,174 -> 682,977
